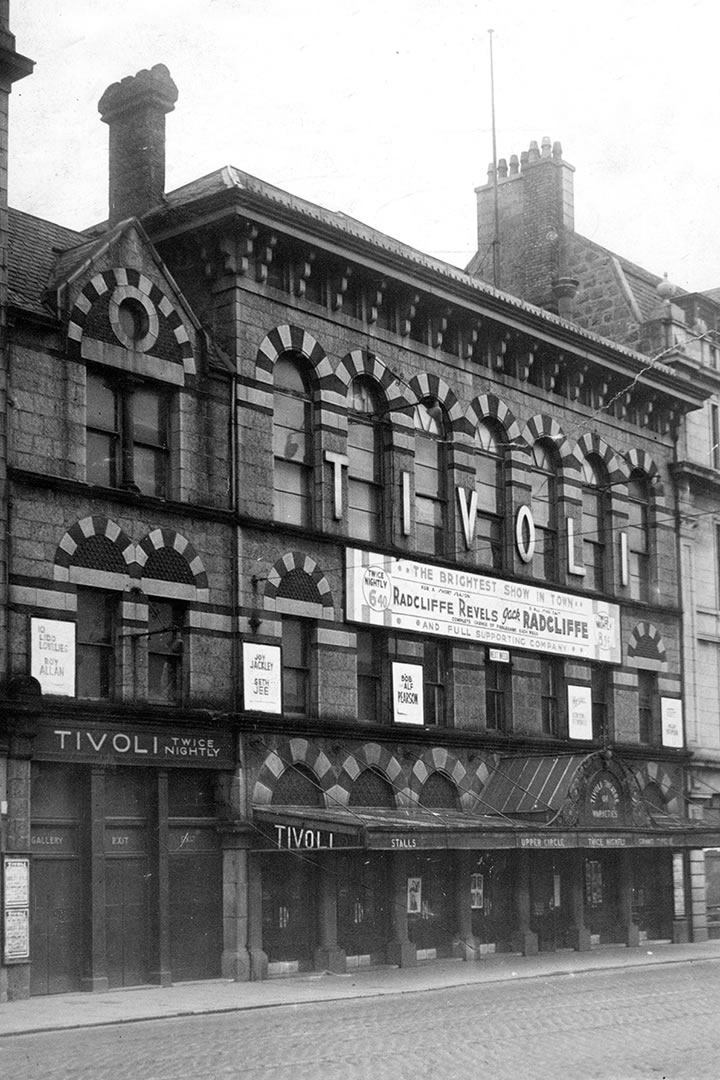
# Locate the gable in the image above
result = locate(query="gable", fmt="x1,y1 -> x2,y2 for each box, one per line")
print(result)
57,221 -> 199,386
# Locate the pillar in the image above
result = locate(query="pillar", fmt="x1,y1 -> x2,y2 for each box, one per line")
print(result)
313,854 -> 346,973
151,770 -> 171,986
453,852 -> 480,961
247,851 -> 268,981
618,849 -> 639,947
689,849 -> 709,943
569,851 -> 591,951
385,854 -> 417,967
511,851 -> 538,956
220,835 -> 252,981
83,766 -> 109,992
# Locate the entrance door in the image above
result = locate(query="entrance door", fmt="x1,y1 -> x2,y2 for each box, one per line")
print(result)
30,854 -> 83,995
105,851 -> 149,987
169,842 -> 222,980
104,769 -> 151,988
407,853 -> 454,957
584,851 -> 622,943
337,852 -> 390,962
30,762 -> 86,996
261,856 -> 317,969
633,850 -> 673,941
530,853 -> 574,951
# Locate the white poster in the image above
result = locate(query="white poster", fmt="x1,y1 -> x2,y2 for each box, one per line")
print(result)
470,873 -> 484,910
243,642 -> 282,713
392,662 -> 424,725
30,618 -> 75,696
661,698 -> 684,748
568,684 -> 593,740
407,877 -> 422,913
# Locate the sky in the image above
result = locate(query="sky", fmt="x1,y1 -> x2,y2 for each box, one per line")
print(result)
7,0 -> 720,293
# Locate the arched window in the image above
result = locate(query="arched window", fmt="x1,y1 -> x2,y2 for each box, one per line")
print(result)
348,377 -> 383,542
420,772 -> 460,810
273,353 -> 312,527
476,421 -> 504,569
414,398 -> 447,555
272,765 -> 323,807
582,457 -> 608,592
530,442 -> 558,581
348,768 -> 395,808
627,470 -> 650,602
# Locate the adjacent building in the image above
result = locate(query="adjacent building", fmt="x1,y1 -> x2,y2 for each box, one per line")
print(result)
1,37 -> 719,1000
469,135 -> 720,932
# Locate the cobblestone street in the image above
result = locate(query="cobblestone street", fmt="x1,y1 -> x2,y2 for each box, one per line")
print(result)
1,959 -> 719,1080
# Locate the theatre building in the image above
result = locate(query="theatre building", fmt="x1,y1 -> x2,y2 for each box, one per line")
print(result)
2,48 -> 720,1000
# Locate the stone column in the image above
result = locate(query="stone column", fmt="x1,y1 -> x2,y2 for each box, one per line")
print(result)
619,849 -> 639,947
453,852 -> 480,961
689,849 -> 709,943
84,765 -> 109,993
569,850 -> 591,951
313,854 -> 346,973
386,854 -> 417,967
220,831 -> 253,981
247,851 -> 268,981
511,851 -> 538,956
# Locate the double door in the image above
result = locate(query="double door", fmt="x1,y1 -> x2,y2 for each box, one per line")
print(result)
30,763 -> 222,994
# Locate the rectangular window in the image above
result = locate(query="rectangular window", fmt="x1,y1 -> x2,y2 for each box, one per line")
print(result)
87,372 -> 169,497
356,629 -> 382,723
414,438 -> 445,556
712,404 -> 720,471
347,421 -> 382,542
391,636 -> 448,727
541,658 -> 562,736
148,600 -> 184,704
282,617 -> 311,717
77,589 -> 115,699
638,670 -> 657,744
423,639 -> 447,726
485,652 -> 510,731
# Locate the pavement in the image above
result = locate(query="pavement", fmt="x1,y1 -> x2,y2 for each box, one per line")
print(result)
2,937 -> 720,1038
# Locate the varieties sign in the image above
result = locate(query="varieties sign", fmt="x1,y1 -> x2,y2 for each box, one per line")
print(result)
347,549 -> 621,662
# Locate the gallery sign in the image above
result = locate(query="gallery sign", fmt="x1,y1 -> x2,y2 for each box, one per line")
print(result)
33,722 -> 235,769
30,618 -> 75,697
347,549 -> 621,662
243,642 -> 282,713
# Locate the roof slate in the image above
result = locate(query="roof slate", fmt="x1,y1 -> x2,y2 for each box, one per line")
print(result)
8,208 -> 87,317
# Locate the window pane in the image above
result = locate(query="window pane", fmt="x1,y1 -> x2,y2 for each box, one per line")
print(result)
77,591 -> 114,699
133,387 -> 165,444
274,460 -> 310,526
282,619 -> 310,716
87,375 -> 116,432
134,445 -> 167,498
148,601 -> 183,703
87,431 -> 116,487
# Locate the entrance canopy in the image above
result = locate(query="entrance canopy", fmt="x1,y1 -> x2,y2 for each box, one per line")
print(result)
253,799 -> 720,854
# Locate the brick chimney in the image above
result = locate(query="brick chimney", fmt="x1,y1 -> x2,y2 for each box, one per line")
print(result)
474,137 -> 576,312
98,64 -> 178,224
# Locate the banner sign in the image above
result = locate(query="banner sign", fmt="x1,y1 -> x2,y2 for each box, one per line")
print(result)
30,618 -> 75,696
346,549 -> 621,662
33,721 -> 235,769
243,642 -> 282,713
